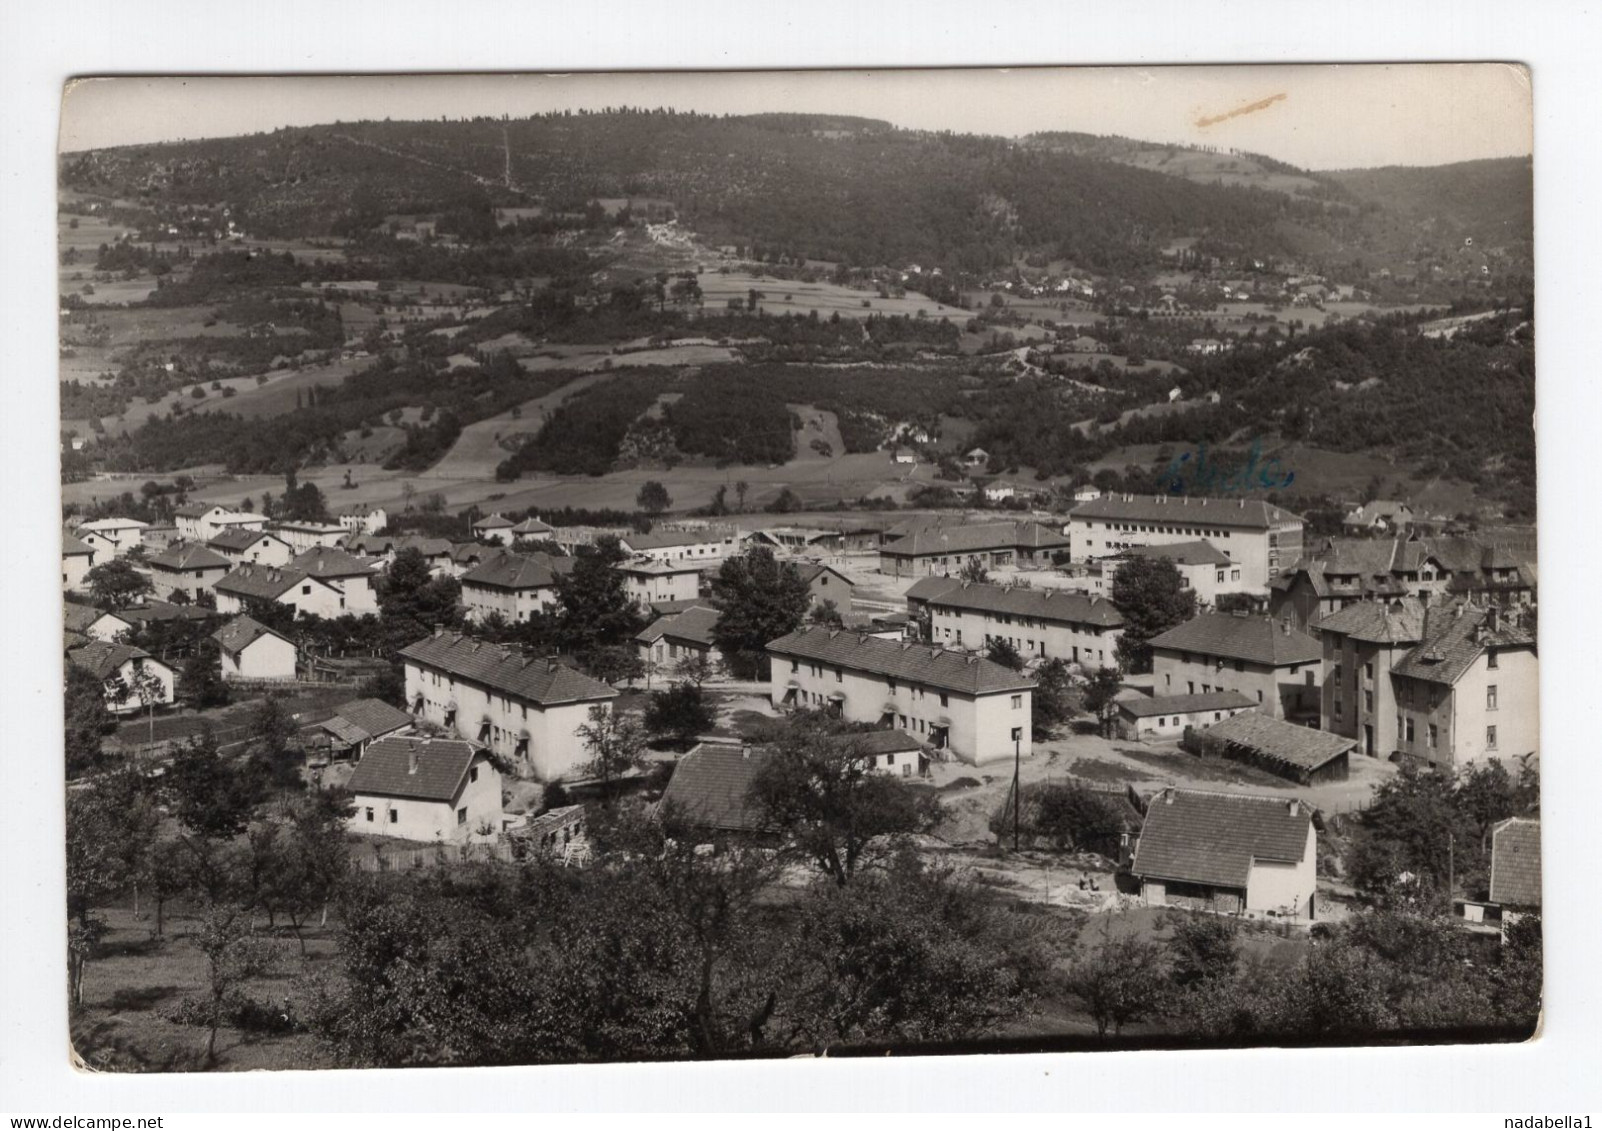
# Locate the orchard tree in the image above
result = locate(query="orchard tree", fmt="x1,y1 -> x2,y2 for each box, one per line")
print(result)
1081,666 -> 1125,738
710,547 -> 811,679
179,642 -> 231,709
644,681 -> 715,750
1064,920 -> 1172,1039
554,536 -> 644,652
1110,556 -> 1196,673
86,558 -> 152,610
1031,657 -> 1075,736
64,664 -> 115,778
576,704 -> 647,804
636,480 -> 672,516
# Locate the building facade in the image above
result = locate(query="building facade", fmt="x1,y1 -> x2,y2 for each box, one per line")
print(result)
1068,495 -> 1304,590
1148,613 -> 1323,721
919,579 -> 1125,669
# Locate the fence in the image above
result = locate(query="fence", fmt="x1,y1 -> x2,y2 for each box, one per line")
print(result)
351,838 -> 521,873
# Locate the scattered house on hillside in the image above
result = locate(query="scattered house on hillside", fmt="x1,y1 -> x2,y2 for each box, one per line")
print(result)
270,521 -> 350,553
471,513 -> 517,546
794,562 -> 855,613
338,505 -> 389,537
636,604 -> 724,675
63,603 -> 132,643
878,520 -> 1070,578
1314,598 -> 1426,760
214,564 -> 348,619
915,578 -> 1124,668
1148,613 -> 1323,721
206,527 -> 295,568
1343,501 -> 1415,534
212,615 -> 297,681
766,627 -> 1035,765
892,450 -> 917,465
1131,788 -> 1319,919
1193,710 -> 1354,785
75,518 -> 149,559
1068,495 -> 1305,591
1115,690 -> 1258,742
619,526 -> 741,564
62,535 -> 96,592
461,550 -> 573,624
660,742 -> 775,835
346,736 -> 503,843
1109,540 -> 1244,608
288,547 -> 381,614
399,628 -> 620,782
67,641 -> 175,715
963,447 -> 991,469
616,556 -> 703,612
313,697 -> 415,761
148,542 -> 232,601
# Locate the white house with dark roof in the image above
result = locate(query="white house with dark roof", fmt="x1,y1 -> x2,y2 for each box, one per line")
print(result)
794,562 -> 854,613
766,627 -> 1036,765
461,550 -> 573,624
635,604 -> 724,674
212,615 -> 297,681
619,526 -> 740,564
346,736 -> 503,843
1115,690 -> 1259,741
1110,540 -> 1246,607
148,542 -> 233,601
62,534 -> 97,592
176,504 -> 268,543
313,697 -> 415,760
878,520 -> 1071,578
206,527 -> 294,568
214,565 -> 348,619
289,546 -> 380,614
510,516 -> 557,542
915,578 -> 1125,669
617,556 -> 703,611
1068,495 -> 1304,590
269,521 -> 350,553
399,629 -> 620,782
1149,612 -> 1323,721
338,505 -> 388,537
75,518 -> 149,559
68,641 -> 176,715
1314,598 -> 1426,760
64,603 -> 133,643
1132,788 -> 1318,918
472,513 -> 516,546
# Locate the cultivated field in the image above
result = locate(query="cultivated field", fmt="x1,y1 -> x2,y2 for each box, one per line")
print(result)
695,270 -> 969,323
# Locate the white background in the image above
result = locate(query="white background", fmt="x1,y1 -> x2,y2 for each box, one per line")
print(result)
2,0 -> 1598,1115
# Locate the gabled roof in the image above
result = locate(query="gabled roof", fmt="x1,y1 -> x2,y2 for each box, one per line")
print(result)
207,527 -> 286,552
77,518 -> 149,533
617,556 -> 703,576
212,615 -> 293,658
63,604 -> 124,634
1132,788 -> 1313,889
510,517 -> 555,536
473,513 -> 513,530
882,520 -> 1070,558
1201,712 -> 1356,773
326,697 -> 414,743
174,502 -> 218,519
1312,598 -> 1426,645
660,743 -> 774,831
68,640 -> 166,680
1149,613 -> 1321,667
1119,540 -> 1233,568
905,576 -> 962,603
922,580 -> 1124,628
215,565 -> 331,600
1071,495 -> 1302,530
347,736 -> 484,803
399,632 -> 619,706
767,626 -> 1036,696
291,546 -> 379,579
622,528 -> 734,551
149,542 -> 231,571
1117,690 -> 1258,719
394,534 -> 456,558
62,534 -> 95,558
1489,817 -> 1541,908
833,729 -> 926,756
119,601 -> 217,625
1392,604 -> 1537,686
461,550 -> 572,591
794,562 -> 854,587
636,605 -> 722,648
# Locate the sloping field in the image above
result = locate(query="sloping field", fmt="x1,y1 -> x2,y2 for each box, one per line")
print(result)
695,271 -> 968,322
421,370 -> 616,480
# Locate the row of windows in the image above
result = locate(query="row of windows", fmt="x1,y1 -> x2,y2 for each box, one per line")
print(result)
1086,521 -> 1235,539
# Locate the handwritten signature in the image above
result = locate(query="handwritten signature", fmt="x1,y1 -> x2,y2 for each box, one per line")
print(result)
1160,437 -> 1295,495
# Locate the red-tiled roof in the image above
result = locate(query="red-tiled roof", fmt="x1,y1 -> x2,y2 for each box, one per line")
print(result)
660,743 -> 773,831
1132,788 -> 1313,889
150,542 -> 232,571
1117,690 -> 1258,719
212,615 -> 292,657
1150,613 -> 1321,667
1201,711 -> 1356,773
1489,817 -> 1541,908
636,605 -> 722,648
767,626 -> 1036,696
347,736 -> 484,803
399,632 -> 618,706
1072,495 -> 1302,530
473,513 -> 514,529
923,580 -> 1124,628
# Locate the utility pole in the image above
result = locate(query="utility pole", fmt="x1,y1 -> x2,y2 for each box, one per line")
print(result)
1446,832 -> 1455,912
1012,727 -> 1022,852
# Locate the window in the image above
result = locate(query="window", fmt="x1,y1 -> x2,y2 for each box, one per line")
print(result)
1398,715 -> 1405,743
1333,663 -> 1342,685
1334,698 -> 1343,720
1487,685 -> 1498,711
1011,695 -> 1023,709
1364,690 -> 1374,713
1406,718 -> 1415,744
1187,681 -> 1195,695
302,584 -> 311,595
457,807 -> 468,826
469,767 -> 479,783
388,808 -> 398,824
885,753 -> 895,766
1216,571 -> 1225,584
365,807 -> 374,823
1487,650 -> 1499,670
1231,569 -> 1240,581
1428,724 -> 1438,748
835,668 -> 843,683
887,677 -> 897,693
939,693 -> 949,707
1158,718 -> 1167,727
1365,662 -> 1374,682
1486,725 -> 1498,750
1256,690 -> 1264,703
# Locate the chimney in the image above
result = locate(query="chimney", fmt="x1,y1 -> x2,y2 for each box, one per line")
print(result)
741,743 -> 751,760
1289,799 -> 1300,816
1163,787 -> 1175,805
1486,606 -> 1500,633
433,622 -> 443,636
547,657 -> 559,673
407,745 -> 419,775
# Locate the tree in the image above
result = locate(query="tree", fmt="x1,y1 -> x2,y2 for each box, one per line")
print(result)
166,731 -> 259,842
985,637 -> 1024,672
674,650 -> 718,688
376,547 -> 462,648
66,765 -> 160,1004
1031,656 -> 1075,735
958,557 -> 990,584
86,558 -> 152,610
104,660 -> 168,746
179,642 -> 231,709
576,704 -> 647,803
581,643 -> 644,686
751,712 -> 940,885
1110,556 -> 1196,673
64,664 -> 114,778
554,536 -> 644,652
764,487 -> 802,514
644,682 -> 715,750
1081,666 -> 1124,738
194,903 -> 281,1065
735,480 -> 749,512
710,547 -> 811,679
1064,921 -> 1171,1038
1348,763 -> 1486,906
1168,915 -> 1241,989
636,480 -> 672,516
245,693 -> 304,792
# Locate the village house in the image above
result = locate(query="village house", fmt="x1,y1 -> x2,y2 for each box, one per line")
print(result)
1487,817 -> 1541,924
337,505 -> 389,537
1115,690 -> 1258,742
793,562 -> 855,614
471,513 -> 517,546
399,629 -> 620,782
212,615 -> 297,681
140,524 -> 182,552
119,601 -> 217,633
213,564 -> 348,619
660,741 -> 775,835
1131,788 -> 1319,919
147,542 -> 232,601
618,526 -> 741,564
206,527 -> 295,568
1314,598 -> 1426,760
915,578 -> 1125,668
509,515 -> 558,543
635,604 -> 723,675
766,627 -> 1036,765
67,641 -> 176,715
963,447 -> 991,469
843,729 -> 930,778
1148,612 -> 1323,721
289,546 -> 381,614
461,550 -> 573,624
64,603 -> 132,643
175,504 -> 268,543
1342,500 -> 1415,534
1194,711 -> 1355,785
1389,603 -> 1537,768
616,556 -> 704,611
62,534 -> 96,593
1107,540 -> 1247,608
877,520 -> 1071,578
345,736 -> 504,844
311,697 -> 416,762
1068,495 -> 1304,591
75,517 -> 149,559
269,521 -> 350,553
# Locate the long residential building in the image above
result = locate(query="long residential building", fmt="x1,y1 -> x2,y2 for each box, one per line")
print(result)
461,550 -> 573,624
206,527 -> 294,568
398,629 -> 619,783
1067,495 -> 1303,590
619,526 -> 741,564
766,626 -> 1036,765
1148,612 -> 1322,721
148,542 -> 232,601
877,519 -> 1071,578
912,578 -> 1124,669
214,564 -> 348,618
